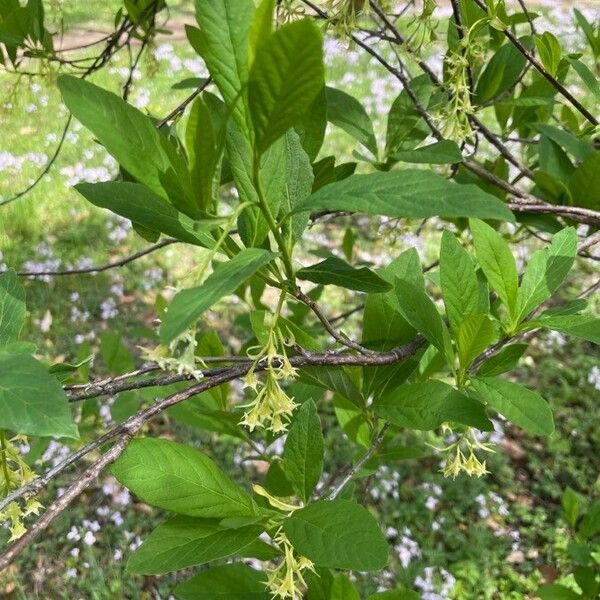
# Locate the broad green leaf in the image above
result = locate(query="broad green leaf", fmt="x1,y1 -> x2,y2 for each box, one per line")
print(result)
234,132 -> 288,247
579,501 -> 600,539
295,87 -> 327,162
281,129 -> 313,243
534,124 -> 595,162
514,227 -> 577,323
574,8 -> 600,58
0,269 -> 25,347
390,140 -> 463,164
282,399 -> 324,502
299,366 -> 364,408
128,517 -> 262,574
395,277 -> 453,364
174,564 -> 268,600
325,86 -> 377,157
249,19 -> 324,153
186,95 -> 226,211
525,313 -> 600,345
0,352 -> 78,438
226,120 -> 287,247
470,219 -> 519,317
282,499 -> 388,571
75,182 -> 219,247
537,584 -> 581,600
476,343 -> 527,377
333,393 -> 370,448
57,75 -> 193,216
457,314 -> 497,369
386,75 -> 432,156
297,257 -> 391,293
296,171 -> 515,222
535,32 -> 562,77
440,231 -> 481,333
569,152 -> 600,210
160,249 -> 276,342
475,40 -> 528,104
373,380 -> 492,431
470,377 -> 554,436
562,487 -> 583,528
567,57 -> 600,99
330,574 -> 360,600
111,438 -> 258,517
192,0 -> 254,136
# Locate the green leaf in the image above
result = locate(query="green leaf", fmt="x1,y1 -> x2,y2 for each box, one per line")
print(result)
526,313 -> 600,345
0,269 -> 25,347
226,120 -> 287,247
330,574 -> 360,600
373,380 -> 492,431
297,257 -> 391,293
174,564 -> 269,600
567,57 -> 600,99
75,182 -> 219,247
192,0 -> 254,136
514,227 -> 577,323
475,40 -> 528,104
249,19 -> 324,153
386,75 -> 432,156
440,231 -> 481,333
281,129 -> 313,243
534,124 -> 595,162
295,87 -> 327,162
282,399 -> 324,502
0,352 -> 78,438
325,86 -> 377,157
160,249 -> 276,342
111,438 -> 258,518
390,140 -> 463,165
470,377 -> 554,436
569,151 -> 600,211
457,314 -> 497,369
186,95 -> 227,211
579,501 -> 600,539
470,219 -> 519,317
296,171 -> 515,222
128,517 -> 262,574
537,584 -> 581,600
395,277 -> 453,364
562,487 -> 583,528
476,343 -> 527,377
282,499 -> 388,571
57,75 -> 193,215
299,366 -> 364,408
535,32 -> 562,77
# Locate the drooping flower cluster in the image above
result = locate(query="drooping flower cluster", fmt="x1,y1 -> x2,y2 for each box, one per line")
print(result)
435,425 -> 495,478
142,329 -> 203,379
253,485 -> 315,600
0,434 -> 43,541
266,529 -> 316,599
240,321 -> 298,434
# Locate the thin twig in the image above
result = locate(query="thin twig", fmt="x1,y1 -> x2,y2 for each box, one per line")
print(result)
328,424 -> 390,499
17,239 -> 178,277
471,0 -> 598,126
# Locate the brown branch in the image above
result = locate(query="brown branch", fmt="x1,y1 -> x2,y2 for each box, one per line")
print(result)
17,239 -> 178,277
471,0 -> 598,126
0,338 -> 425,556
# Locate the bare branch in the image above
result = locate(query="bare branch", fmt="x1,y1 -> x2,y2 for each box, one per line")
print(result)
17,239 -> 178,277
